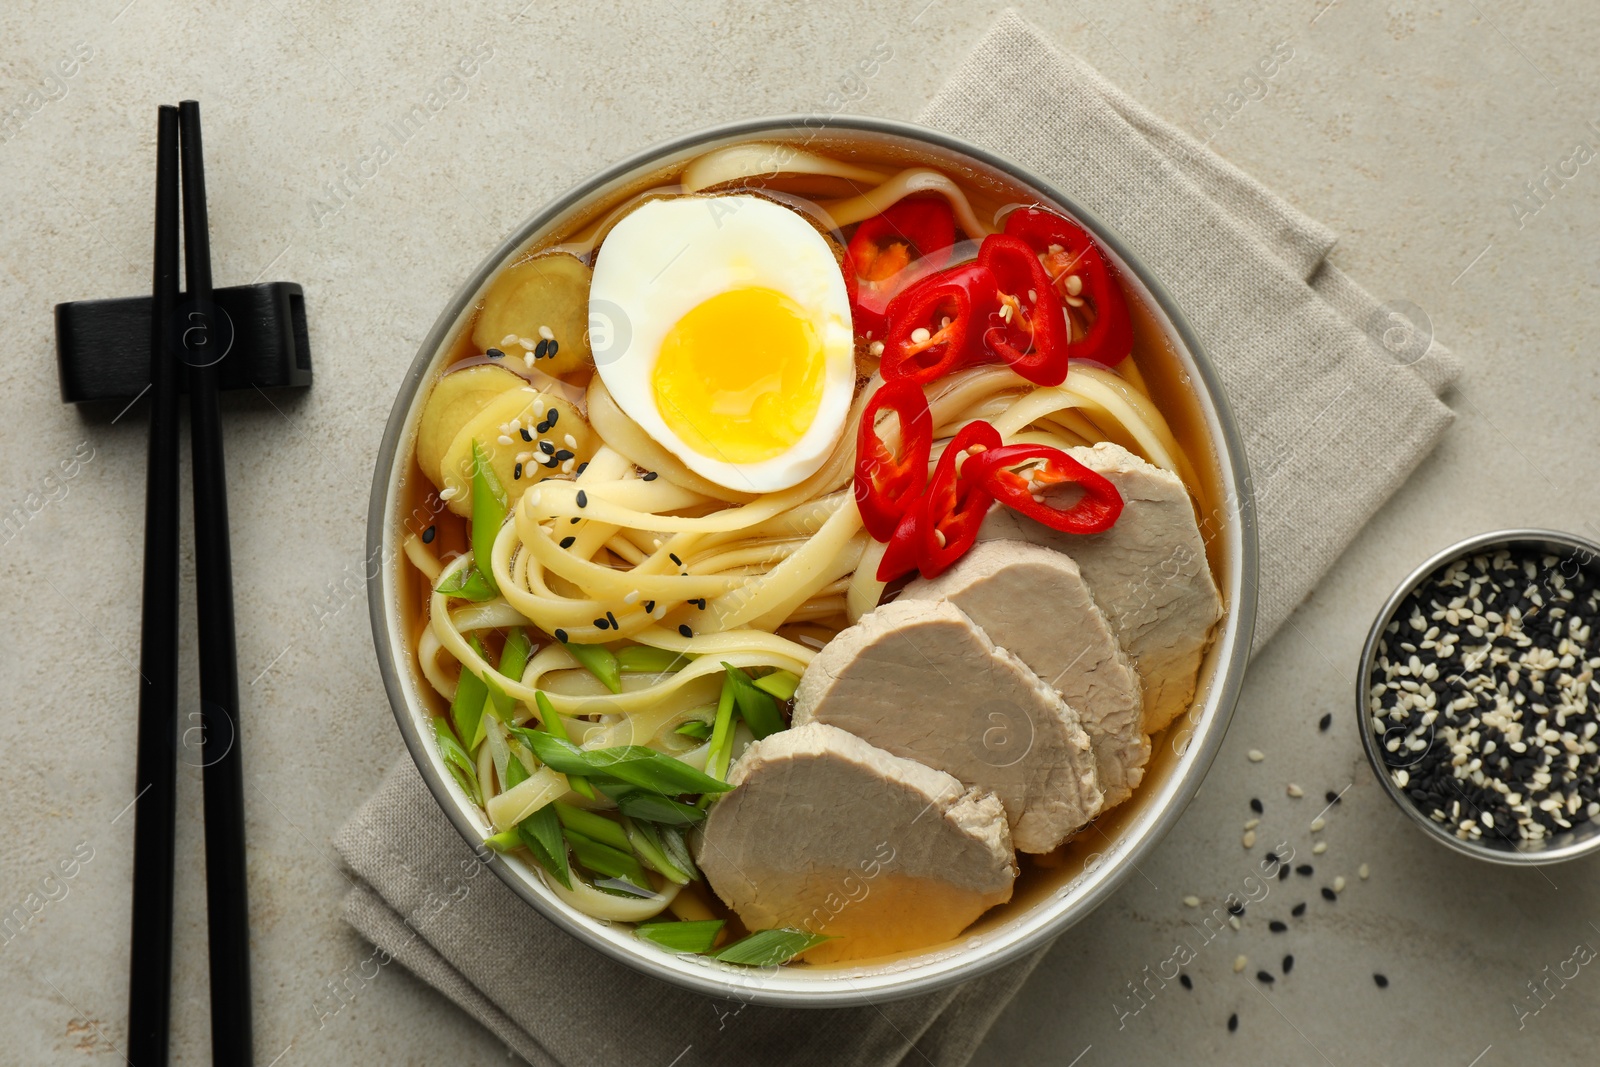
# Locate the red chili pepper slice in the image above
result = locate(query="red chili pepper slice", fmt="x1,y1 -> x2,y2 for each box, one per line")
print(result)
853,380 -> 934,542
874,503 -> 922,583
844,198 -> 957,339
975,233 -> 1071,386
913,420 -> 1001,579
1002,208 -> 1133,367
880,262 -> 1000,385
965,443 -> 1123,534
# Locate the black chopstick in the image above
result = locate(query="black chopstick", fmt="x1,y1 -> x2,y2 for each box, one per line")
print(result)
127,103 -> 182,1067
178,99 -> 255,1066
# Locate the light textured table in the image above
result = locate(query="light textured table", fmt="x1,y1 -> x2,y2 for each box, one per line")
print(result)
3,1 -> 1597,1063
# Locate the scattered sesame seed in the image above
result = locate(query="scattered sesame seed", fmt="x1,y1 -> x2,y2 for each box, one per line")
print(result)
439,486 -> 459,500
1319,712 -> 1333,732
1321,887 -> 1337,902
486,347 -> 505,359
517,337 -> 536,351
1333,875 -> 1346,893
1269,920 -> 1287,933
1296,864 -> 1313,876
1278,865 -> 1290,881
1228,916 -> 1241,930
1242,830 -> 1257,848
678,624 -> 693,638
546,408 -> 559,426
1227,899 -> 1245,916
1248,749 -> 1265,762
576,490 -> 588,508
1233,955 -> 1248,973
523,353 -> 535,369
669,553 -> 682,565
1287,783 -> 1304,797
690,597 -> 707,610
594,616 -> 610,629
564,434 -> 577,449
624,591 -> 639,605
1325,790 -> 1342,804
1374,973 -> 1389,988
539,440 -> 555,455
1282,954 -> 1294,974
642,471 -> 658,481
1358,863 -> 1370,880
534,338 -> 550,359
520,428 -> 533,442
421,525 -> 436,544
559,536 -> 575,549
1244,818 -> 1260,830
1256,970 -> 1275,985
1310,817 -> 1326,832
513,462 -> 523,480
1179,973 -> 1192,990
538,325 -> 554,340
553,629 -> 568,643
606,611 -> 618,629
547,340 -> 559,357
553,450 -> 574,462
643,601 -> 656,613
498,434 -> 514,446
1312,841 -> 1328,854
561,458 -> 575,473
1183,895 -> 1201,908
1227,1012 -> 1238,1032
1250,797 -> 1263,813
575,462 -> 589,476
1291,902 -> 1306,917
501,333 -> 518,347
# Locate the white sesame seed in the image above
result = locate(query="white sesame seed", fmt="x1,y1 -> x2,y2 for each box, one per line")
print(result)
1229,916 -> 1241,930
1183,895 -> 1201,908
538,325 -> 555,340
439,486 -> 458,500
1244,818 -> 1260,830
497,434 -> 514,446
623,590 -> 639,605
1312,841 -> 1328,855
524,353 -> 535,368
1358,863 -> 1370,880
561,458 -> 575,473
518,337 -> 536,351
564,434 -> 577,449
1333,875 -> 1346,893
1310,817 -> 1326,832
1247,749 -> 1265,762
1287,783 -> 1304,797
1242,830 -> 1256,848
1234,955 -> 1248,973
501,334 -> 518,347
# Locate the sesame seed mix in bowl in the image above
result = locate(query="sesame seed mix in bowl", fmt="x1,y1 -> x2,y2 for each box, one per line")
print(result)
1369,547 -> 1600,844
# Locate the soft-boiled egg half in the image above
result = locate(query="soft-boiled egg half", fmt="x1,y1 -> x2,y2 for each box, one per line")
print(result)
589,194 -> 855,493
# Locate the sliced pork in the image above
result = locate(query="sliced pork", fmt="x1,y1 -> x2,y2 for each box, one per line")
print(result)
978,441 -> 1222,735
792,598 -> 1102,852
902,539 -> 1150,809
697,722 -> 1014,964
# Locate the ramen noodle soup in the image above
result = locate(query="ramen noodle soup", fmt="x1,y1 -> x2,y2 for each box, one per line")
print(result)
396,138 -> 1226,967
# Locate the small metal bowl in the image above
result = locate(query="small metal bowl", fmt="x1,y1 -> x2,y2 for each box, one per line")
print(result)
1357,528 -> 1600,865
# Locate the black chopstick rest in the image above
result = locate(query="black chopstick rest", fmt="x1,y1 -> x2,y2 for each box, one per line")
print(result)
54,281 -> 312,404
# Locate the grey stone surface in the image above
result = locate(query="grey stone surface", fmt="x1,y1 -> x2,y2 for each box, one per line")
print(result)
1,0 -> 1596,1063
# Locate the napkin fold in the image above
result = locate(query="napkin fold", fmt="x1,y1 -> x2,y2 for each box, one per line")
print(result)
335,12 -> 1459,1064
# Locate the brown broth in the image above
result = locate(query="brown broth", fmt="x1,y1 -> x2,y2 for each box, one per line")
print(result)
393,135 -> 1232,965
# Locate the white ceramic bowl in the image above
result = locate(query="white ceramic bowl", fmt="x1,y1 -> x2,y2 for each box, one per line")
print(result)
367,116 -> 1258,1006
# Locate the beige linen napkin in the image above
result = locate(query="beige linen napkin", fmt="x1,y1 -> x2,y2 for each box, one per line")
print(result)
334,12 -> 1459,1065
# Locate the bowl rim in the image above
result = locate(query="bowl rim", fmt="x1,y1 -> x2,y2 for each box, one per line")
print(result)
1356,526 -> 1600,866
366,113 -> 1260,1005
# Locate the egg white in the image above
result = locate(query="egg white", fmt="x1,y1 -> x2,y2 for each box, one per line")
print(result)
589,194 -> 855,493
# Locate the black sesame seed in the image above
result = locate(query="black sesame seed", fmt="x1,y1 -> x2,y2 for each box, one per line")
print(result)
1325,790 -> 1341,804
1296,865 -> 1313,876
1319,712 -> 1332,731
1291,902 -> 1306,917
575,462 -> 589,476
554,449 -> 574,462
513,462 -> 523,480
1256,971 -> 1275,984
1227,900 -> 1245,916
534,338 -> 550,359
554,628 -> 568,643
1227,1013 -> 1238,1032
1373,973 -> 1389,988
421,525 -> 436,544
642,471 -> 658,481
691,597 -> 707,610
546,408 -> 559,426
570,517 -> 580,524
1269,921 -> 1287,933
539,440 -> 555,455
1250,798 -> 1263,814
542,456 -> 559,468
559,536 -> 576,549
486,347 -> 504,359
669,553 -> 682,565
576,490 -> 588,508
1282,955 -> 1294,974
1179,973 -> 1192,990
679,624 -> 693,638
1265,851 -> 1280,864
606,611 -> 618,629
547,340 -> 559,357
643,601 -> 656,613
594,616 -> 610,630
1321,887 -> 1337,902
536,420 -> 551,434
520,428 -> 533,442
1278,865 -> 1290,881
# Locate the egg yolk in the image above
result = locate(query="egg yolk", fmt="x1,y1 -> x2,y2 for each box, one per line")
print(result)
652,287 -> 827,465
